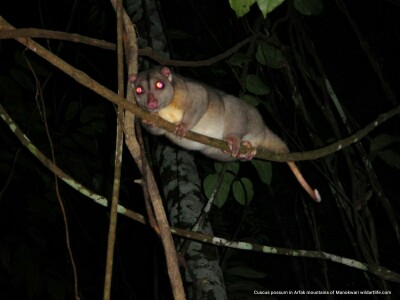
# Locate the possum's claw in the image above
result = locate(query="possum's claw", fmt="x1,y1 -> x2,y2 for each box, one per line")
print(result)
225,138 -> 256,160
224,136 -> 241,157
236,140 -> 257,160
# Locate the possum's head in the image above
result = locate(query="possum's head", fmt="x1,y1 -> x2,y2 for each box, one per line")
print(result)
131,67 -> 174,112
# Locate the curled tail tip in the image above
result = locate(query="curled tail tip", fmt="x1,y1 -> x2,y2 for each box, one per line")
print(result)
313,189 -> 321,203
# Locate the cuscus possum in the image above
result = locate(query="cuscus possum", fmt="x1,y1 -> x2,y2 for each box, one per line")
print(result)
130,67 -> 320,202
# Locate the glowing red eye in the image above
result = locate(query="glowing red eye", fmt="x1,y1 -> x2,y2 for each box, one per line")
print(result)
135,86 -> 144,95
155,81 -> 164,89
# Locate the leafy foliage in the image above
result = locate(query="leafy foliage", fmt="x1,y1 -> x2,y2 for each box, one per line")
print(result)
255,42 -> 287,68
246,74 -> 271,95
229,0 -> 285,18
203,160 -> 273,208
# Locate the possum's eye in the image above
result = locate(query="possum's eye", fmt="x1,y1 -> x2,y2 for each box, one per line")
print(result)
155,81 -> 164,90
135,86 -> 144,95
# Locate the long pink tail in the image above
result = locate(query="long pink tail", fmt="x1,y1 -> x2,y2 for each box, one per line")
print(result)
287,162 -> 321,202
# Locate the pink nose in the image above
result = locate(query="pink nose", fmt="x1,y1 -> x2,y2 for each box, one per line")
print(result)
147,94 -> 158,110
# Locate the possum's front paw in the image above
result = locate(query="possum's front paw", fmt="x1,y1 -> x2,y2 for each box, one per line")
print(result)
142,119 -> 155,127
141,119 -> 165,136
225,136 -> 241,157
174,123 -> 188,138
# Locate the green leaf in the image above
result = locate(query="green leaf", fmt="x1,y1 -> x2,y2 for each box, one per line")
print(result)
226,266 -> 267,279
227,162 -> 240,174
256,0 -> 285,18
377,150 -> 400,170
370,134 -> 400,153
256,42 -> 286,68
229,0 -> 257,17
229,52 -> 251,67
214,162 -> 224,173
246,74 -> 271,95
251,159 -> 272,185
229,0 -> 285,18
214,162 -> 240,174
255,42 -> 268,66
242,94 -> 261,107
293,0 -> 323,16
203,172 -> 235,208
232,177 -> 254,205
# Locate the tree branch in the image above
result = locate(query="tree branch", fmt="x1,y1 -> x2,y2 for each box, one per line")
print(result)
138,33 -> 263,67
0,28 -> 115,50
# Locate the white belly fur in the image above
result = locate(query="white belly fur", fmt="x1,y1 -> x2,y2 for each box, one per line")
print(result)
164,111 -> 224,151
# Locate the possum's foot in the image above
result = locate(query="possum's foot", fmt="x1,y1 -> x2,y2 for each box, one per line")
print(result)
225,138 -> 256,160
236,140 -> 257,160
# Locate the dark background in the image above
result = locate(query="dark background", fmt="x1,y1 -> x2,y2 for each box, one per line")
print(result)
0,0 -> 399,299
